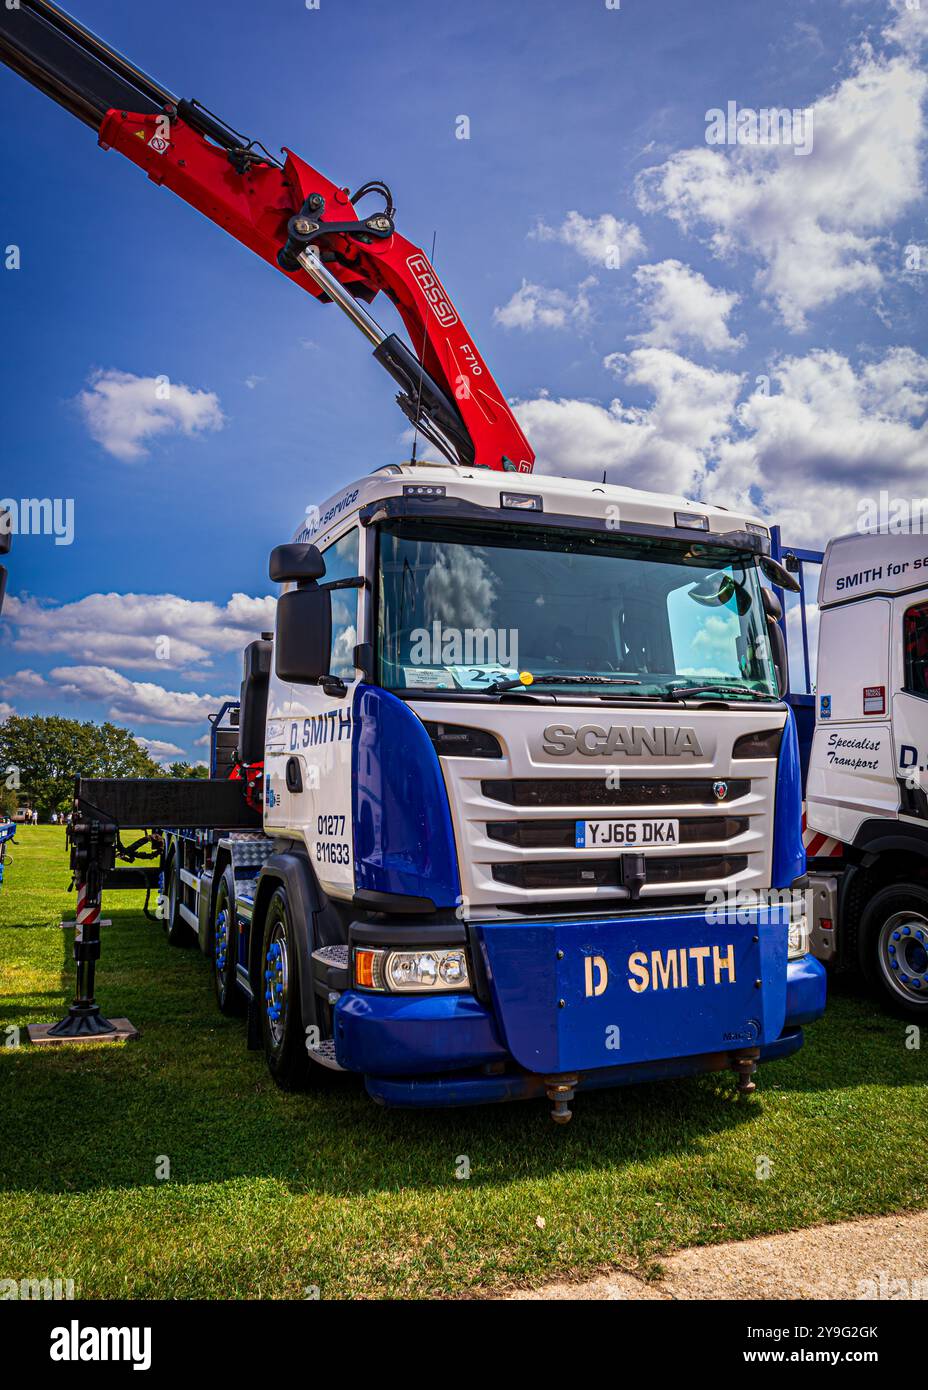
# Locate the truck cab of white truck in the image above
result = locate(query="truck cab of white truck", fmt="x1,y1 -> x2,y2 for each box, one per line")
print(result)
166,462 -> 826,1117
803,530 -> 928,1017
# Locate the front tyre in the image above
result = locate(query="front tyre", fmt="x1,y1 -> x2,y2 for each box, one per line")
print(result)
859,883 -> 928,1019
260,886 -> 312,1089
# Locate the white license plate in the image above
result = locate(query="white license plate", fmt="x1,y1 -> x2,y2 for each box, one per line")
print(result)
575,818 -> 679,848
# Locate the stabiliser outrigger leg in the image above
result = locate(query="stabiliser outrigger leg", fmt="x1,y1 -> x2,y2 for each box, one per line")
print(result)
27,809 -> 140,1043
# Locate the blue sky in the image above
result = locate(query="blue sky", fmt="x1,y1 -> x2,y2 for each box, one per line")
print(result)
2,0 -> 926,760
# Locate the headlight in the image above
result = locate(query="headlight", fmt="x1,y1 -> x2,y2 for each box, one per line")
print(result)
788,903 -> 811,959
353,946 -> 470,992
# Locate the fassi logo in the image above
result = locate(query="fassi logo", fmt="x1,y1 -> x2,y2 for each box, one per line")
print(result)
406,254 -> 459,327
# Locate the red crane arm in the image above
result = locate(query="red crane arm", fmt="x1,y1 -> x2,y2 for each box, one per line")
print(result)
0,1 -> 535,473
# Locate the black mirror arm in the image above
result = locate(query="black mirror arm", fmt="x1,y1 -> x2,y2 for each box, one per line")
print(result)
317,575 -> 367,593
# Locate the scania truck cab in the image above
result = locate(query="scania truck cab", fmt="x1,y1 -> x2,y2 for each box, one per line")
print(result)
800,530 -> 928,1018
163,463 -> 826,1118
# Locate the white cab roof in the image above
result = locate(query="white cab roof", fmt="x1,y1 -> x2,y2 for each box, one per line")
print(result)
293,462 -> 771,548
819,531 -> 928,607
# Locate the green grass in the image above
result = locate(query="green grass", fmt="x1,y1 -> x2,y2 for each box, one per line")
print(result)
1,827 -> 926,1299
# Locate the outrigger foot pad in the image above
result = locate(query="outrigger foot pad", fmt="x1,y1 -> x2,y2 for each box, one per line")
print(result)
28,1008 -> 138,1045
544,1074 -> 579,1124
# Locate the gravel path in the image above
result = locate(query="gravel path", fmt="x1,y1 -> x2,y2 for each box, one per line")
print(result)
504,1210 -> 928,1300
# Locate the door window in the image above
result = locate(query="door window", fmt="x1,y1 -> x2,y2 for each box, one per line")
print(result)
320,528 -> 360,680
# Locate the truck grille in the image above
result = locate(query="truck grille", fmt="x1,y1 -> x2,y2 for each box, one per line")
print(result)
407,699 -> 781,913
492,855 -> 749,891
481,777 -> 750,807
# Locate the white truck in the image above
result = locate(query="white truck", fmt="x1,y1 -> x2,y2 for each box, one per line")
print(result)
796,531 -> 928,1018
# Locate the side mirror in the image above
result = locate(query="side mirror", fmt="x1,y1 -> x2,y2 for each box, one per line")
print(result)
758,553 -> 800,593
0,509 -> 10,618
269,543 -> 326,584
275,586 -> 332,684
761,588 -> 788,698
270,542 -> 331,684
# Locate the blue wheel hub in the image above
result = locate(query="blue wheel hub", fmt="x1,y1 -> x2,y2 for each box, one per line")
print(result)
215,906 -> 230,977
264,930 -> 289,1046
881,912 -> 928,1003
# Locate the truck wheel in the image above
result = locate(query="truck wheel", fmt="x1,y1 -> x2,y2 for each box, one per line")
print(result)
859,883 -> 928,1018
259,886 -> 311,1089
211,866 -> 244,1017
164,854 -> 195,948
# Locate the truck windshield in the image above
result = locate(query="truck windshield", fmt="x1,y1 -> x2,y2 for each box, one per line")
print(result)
376,519 -> 778,698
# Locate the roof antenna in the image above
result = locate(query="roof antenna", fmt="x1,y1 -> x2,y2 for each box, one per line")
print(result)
602,470 -> 607,484
409,230 -> 437,466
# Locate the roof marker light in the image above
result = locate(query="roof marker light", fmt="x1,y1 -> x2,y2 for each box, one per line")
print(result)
501,492 -> 543,511
675,511 -> 709,531
403,484 -> 446,499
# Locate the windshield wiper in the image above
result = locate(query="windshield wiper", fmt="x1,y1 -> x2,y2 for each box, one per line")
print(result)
661,684 -> 776,702
485,673 -> 643,694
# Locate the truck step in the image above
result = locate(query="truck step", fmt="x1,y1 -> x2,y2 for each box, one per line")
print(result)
308,1037 -> 344,1071
311,943 -> 350,993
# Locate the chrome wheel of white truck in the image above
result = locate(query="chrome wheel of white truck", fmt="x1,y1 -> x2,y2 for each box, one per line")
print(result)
861,885 -> 928,1017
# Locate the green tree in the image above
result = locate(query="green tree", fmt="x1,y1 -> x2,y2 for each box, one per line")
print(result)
167,761 -> 208,780
0,716 -> 161,817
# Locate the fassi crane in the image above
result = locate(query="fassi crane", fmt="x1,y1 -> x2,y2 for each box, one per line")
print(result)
0,0 -> 535,474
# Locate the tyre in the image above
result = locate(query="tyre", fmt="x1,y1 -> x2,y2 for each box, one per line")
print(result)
211,865 -> 244,1016
259,886 -> 312,1089
163,853 -> 195,948
859,882 -> 928,1019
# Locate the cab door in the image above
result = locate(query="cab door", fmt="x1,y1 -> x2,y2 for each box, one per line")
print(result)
286,525 -> 363,899
893,596 -> 928,819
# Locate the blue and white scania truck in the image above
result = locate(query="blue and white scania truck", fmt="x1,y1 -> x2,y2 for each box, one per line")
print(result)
2,2 -> 825,1108
136,462 -> 826,1120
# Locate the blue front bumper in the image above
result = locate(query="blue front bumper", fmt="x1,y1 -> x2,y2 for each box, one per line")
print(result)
334,909 -> 827,1109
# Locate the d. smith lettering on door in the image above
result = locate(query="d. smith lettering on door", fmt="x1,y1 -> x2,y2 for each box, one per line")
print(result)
584,945 -> 738,996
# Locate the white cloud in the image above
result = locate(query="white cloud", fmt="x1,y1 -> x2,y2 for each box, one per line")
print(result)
635,55 -> 927,330
517,344 -> 928,547
0,701 -> 14,721
4,591 -> 276,670
76,369 -> 224,462
493,277 -> 596,332
49,666 -> 233,726
632,260 -> 743,353
0,665 -> 232,726
532,211 -> 646,268
515,347 -> 742,495
885,0 -> 928,53
135,736 -> 186,765
706,346 -> 928,545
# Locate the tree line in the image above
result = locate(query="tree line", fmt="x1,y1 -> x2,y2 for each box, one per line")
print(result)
0,715 -> 206,818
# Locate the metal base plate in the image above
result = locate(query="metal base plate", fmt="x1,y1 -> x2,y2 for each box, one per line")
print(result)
27,1018 -> 139,1045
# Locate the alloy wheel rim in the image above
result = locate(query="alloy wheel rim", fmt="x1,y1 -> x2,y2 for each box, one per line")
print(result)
264,919 -> 289,1048
879,911 -> 928,1003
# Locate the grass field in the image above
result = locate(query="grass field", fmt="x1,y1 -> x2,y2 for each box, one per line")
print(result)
1,826 -> 926,1299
